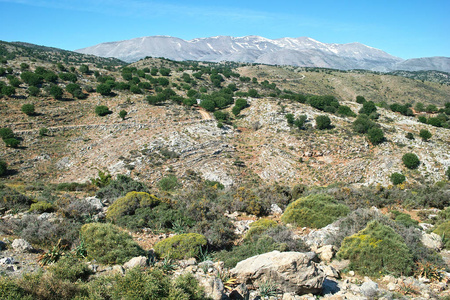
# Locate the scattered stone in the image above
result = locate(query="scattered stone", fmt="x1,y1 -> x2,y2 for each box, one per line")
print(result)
232,220 -> 254,235
84,196 -> 104,211
123,256 -> 147,269
179,257 -> 197,267
421,232 -> 443,251
11,239 -> 33,253
270,203 -> 283,214
230,250 -> 325,295
319,264 -> 340,279
195,275 -> 226,300
302,223 -> 339,250
229,283 -> 249,300
360,280 -> 378,297
0,257 -> 14,264
315,245 -> 336,262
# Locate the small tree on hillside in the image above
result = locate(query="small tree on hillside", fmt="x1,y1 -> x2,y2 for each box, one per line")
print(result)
21,103 -> 35,116
390,172 -> 405,185
95,105 -> 112,116
419,129 -> 432,142
315,115 -> 331,130
367,127 -> 385,145
402,153 -> 420,169
119,110 -> 127,120
0,160 -> 7,176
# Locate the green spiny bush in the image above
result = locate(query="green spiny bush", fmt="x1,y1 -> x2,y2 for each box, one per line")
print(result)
106,191 -> 160,222
49,256 -> 92,282
390,172 -> 406,185
281,194 -> 350,228
402,153 -> 420,169
29,201 -> 54,213
433,221 -> 450,249
80,222 -> 145,264
337,220 -> 414,277
390,210 -> 419,228
0,276 -> 32,300
154,233 -> 207,259
245,218 -> 277,241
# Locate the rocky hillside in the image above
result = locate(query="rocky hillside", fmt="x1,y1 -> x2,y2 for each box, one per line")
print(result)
0,42 -> 450,300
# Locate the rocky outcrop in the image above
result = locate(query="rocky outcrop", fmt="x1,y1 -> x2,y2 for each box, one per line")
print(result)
230,251 -> 325,295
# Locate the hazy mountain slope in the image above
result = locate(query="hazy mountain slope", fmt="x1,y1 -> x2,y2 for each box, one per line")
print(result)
394,56 -> 450,72
76,35 -> 404,70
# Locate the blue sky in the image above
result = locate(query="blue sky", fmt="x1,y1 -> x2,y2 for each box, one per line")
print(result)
0,0 -> 448,59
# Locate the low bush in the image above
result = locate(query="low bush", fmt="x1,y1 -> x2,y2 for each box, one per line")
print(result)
367,127 -> 384,145
419,129 -> 432,141
245,218 -> 277,241
49,256 -> 92,282
0,184 -> 32,211
154,233 -> 207,259
111,268 -> 209,300
1,215 -> 81,247
0,160 -> 7,176
158,174 -> 180,191
281,194 -> 350,228
390,210 -> 419,228
315,115 -> 331,130
402,153 -> 420,169
433,221 -> 450,249
106,191 -> 160,222
80,222 -> 145,264
390,172 -> 405,185
96,174 -> 149,202
337,105 -> 356,117
337,220 -> 414,277
21,104 -> 35,116
95,105 -> 111,116
0,276 -> 32,300
29,201 -> 54,213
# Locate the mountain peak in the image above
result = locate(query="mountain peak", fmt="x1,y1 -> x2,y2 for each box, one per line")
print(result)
75,35 -> 449,72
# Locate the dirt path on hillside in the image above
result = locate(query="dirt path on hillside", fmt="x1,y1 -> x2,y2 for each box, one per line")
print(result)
198,108 -> 212,120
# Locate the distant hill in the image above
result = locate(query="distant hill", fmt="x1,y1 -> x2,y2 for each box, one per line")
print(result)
76,35 -> 450,72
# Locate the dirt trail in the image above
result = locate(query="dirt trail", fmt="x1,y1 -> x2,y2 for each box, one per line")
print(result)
198,108 -> 212,120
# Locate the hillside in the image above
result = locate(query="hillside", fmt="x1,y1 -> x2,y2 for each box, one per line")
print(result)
1,42 -> 450,299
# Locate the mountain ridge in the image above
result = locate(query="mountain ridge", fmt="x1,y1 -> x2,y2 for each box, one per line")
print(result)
76,35 -> 450,72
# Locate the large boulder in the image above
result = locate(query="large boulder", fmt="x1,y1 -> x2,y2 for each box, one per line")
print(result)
230,251 -> 325,295
11,239 -> 33,253
421,232 -> 443,251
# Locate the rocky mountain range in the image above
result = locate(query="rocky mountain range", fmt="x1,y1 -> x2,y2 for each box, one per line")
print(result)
76,35 -> 450,72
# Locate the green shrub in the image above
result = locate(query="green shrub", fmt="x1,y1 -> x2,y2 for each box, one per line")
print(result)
447,166 -> 450,180
0,127 -> 14,140
0,184 -> 32,211
4,138 -> 20,148
49,256 -> 92,282
49,85 -> 63,99
337,220 -> 414,277
106,191 -> 160,222
111,268 -> 209,300
359,101 -> 377,115
0,276 -> 32,300
245,218 -> 277,241
96,83 -> 111,96
154,233 -> 207,259
29,201 -> 54,213
352,114 -> 377,134
315,115 -> 331,130
391,211 -> 419,228
80,223 -> 145,264
356,95 -> 366,104
433,221 -> 450,249
95,105 -> 111,116
158,175 -> 180,191
0,160 -> 7,176
28,86 -> 40,96
367,127 -> 384,145
119,110 -> 127,120
337,105 -> 356,117
281,194 -> 350,228
405,132 -> 414,140
390,172 -> 405,185
419,129 -> 432,141
21,103 -> 35,116
402,153 -> 420,169
39,127 -> 49,137
96,174 -> 149,201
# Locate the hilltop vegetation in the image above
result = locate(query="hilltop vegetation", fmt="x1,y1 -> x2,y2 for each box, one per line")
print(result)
0,41 -> 449,299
